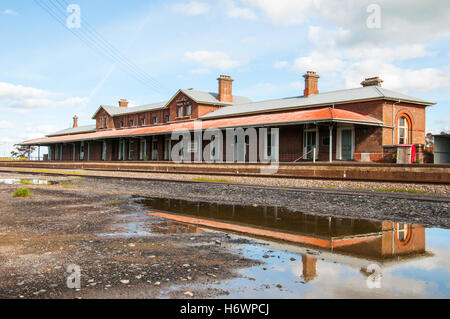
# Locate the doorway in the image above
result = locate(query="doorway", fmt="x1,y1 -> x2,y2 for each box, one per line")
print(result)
337,126 -> 355,160
304,128 -> 318,160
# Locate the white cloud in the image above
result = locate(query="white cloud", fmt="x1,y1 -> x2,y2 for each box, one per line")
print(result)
0,121 -> 14,129
172,1 -> 210,15
306,26 -> 351,47
343,60 -> 450,92
292,51 -> 345,73
342,44 -> 430,62
274,61 -> 289,69
0,82 -> 88,111
242,0 -> 320,26
0,82 -> 51,100
307,26 -> 322,44
210,1 -> 449,45
184,51 -> 241,70
289,43 -> 446,92
3,9 -> 17,15
319,0 -> 450,45
220,0 -> 257,20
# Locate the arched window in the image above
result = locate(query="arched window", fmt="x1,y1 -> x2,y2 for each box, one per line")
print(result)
395,223 -> 413,247
397,223 -> 409,242
398,116 -> 409,144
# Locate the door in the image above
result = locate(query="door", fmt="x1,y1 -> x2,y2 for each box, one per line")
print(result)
80,142 -> 85,161
164,137 -> 171,161
102,141 -> 107,161
152,139 -> 158,160
140,139 -> 146,160
341,129 -> 352,160
119,140 -> 123,161
305,130 -> 317,160
128,141 -> 134,160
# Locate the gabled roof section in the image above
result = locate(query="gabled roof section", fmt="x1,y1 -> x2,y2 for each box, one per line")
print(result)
163,89 -> 252,109
91,102 -> 166,119
201,86 -> 435,120
46,125 -> 97,137
91,89 -> 252,119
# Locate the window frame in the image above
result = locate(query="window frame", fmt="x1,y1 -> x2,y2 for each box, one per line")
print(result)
186,104 -> 192,116
398,116 -> 409,145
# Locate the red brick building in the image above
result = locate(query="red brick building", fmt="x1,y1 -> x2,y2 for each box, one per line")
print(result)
22,72 -> 434,163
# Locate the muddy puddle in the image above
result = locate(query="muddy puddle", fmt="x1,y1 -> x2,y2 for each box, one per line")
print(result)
98,212 -> 205,238
135,196 -> 450,298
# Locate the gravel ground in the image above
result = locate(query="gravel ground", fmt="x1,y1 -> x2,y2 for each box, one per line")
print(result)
2,167 -> 450,195
0,171 -> 448,299
0,173 -> 258,299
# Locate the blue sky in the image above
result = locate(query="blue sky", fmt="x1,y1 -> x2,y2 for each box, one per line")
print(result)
0,0 -> 449,156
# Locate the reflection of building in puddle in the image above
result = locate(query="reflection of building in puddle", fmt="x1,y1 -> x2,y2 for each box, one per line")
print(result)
0,178 -> 56,185
301,255 -> 317,283
299,222 -> 425,283
139,197 -> 427,283
333,222 -> 425,259
150,221 -> 205,235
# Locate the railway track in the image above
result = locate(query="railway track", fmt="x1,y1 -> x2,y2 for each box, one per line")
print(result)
0,167 -> 449,203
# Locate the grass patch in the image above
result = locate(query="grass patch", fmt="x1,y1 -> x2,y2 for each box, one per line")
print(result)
374,188 -> 428,194
192,178 -> 240,184
106,201 -> 120,206
353,187 -> 428,194
13,188 -> 31,198
31,169 -> 89,176
61,184 -> 77,189
0,158 -> 28,162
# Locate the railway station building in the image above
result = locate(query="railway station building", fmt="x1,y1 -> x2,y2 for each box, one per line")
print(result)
22,72 -> 435,163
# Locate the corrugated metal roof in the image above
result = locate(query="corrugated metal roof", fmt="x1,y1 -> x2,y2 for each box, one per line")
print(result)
22,107 -> 382,145
201,86 -> 435,119
92,90 -> 252,119
46,125 -> 97,137
179,89 -> 252,105
94,101 -> 166,118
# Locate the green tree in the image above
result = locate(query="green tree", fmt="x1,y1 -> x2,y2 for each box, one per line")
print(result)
10,144 -> 36,160
425,133 -> 434,154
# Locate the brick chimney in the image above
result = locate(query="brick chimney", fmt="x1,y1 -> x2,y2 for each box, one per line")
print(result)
361,77 -> 383,87
217,75 -> 233,103
119,99 -> 129,108
303,71 -> 320,97
73,115 -> 78,128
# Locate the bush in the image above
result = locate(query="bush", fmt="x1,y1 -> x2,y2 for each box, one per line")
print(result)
13,188 -> 31,198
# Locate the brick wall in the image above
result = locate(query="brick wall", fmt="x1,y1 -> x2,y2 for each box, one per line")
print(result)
382,101 -> 427,146
279,125 -> 303,162
354,126 -> 383,153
